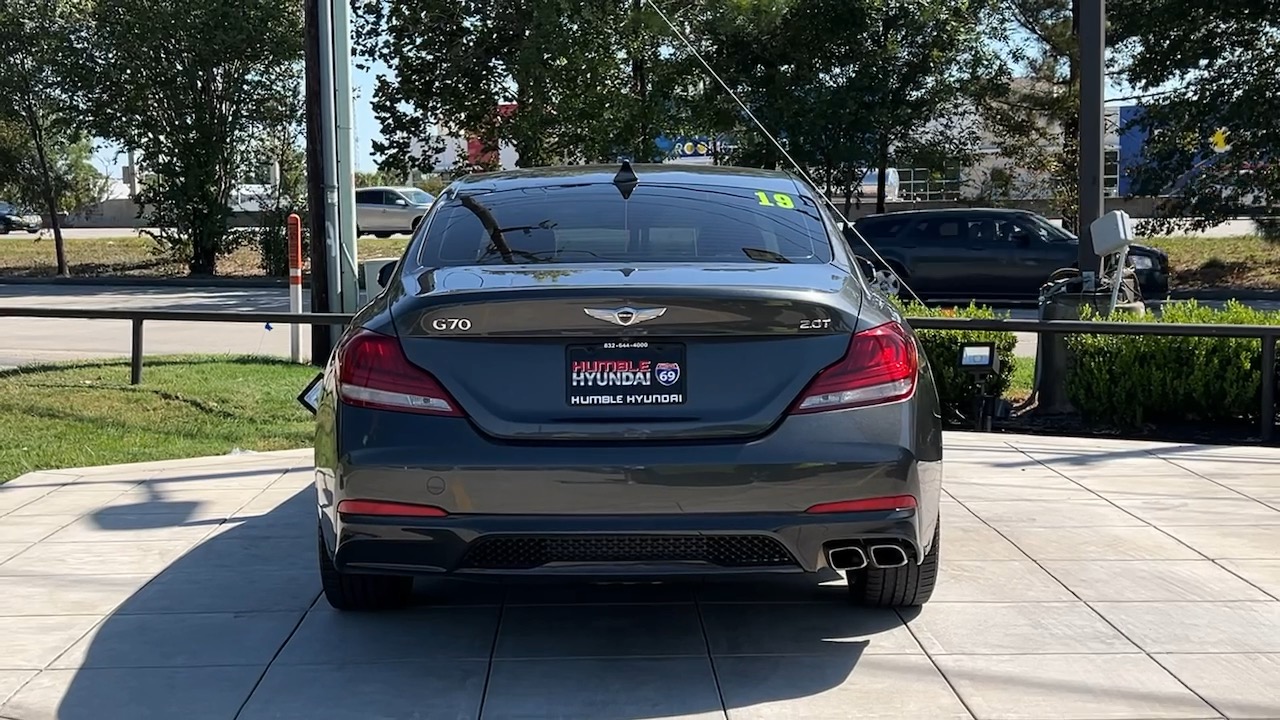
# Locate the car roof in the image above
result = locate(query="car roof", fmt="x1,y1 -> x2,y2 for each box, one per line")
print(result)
856,207 -> 1039,222
451,163 -> 803,194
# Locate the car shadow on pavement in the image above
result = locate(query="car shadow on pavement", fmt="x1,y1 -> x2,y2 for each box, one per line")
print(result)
19,484 -> 904,720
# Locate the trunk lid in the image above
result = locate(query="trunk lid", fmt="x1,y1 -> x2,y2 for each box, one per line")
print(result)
390,263 -> 863,441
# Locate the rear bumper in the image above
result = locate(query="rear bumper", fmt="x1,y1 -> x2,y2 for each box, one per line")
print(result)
316,398 -> 944,577
328,508 -> 926,577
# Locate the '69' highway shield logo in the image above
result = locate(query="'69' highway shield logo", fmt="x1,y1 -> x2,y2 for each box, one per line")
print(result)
654,362 -> 681,386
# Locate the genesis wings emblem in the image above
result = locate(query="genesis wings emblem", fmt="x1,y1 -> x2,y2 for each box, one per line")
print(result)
583,306 -> 667,327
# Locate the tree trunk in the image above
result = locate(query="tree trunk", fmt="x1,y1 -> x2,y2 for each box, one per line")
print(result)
875,133 -> 890,214
24,102 -> 68,277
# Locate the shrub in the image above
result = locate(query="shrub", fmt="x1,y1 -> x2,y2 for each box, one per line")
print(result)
1066,299 -> 1280,426
895,301 -> 1019,418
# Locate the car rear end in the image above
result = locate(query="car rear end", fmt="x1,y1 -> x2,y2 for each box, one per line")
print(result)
314,166 -> 944,609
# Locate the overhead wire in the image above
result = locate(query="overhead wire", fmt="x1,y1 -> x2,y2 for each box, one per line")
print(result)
641,0 -> 926,305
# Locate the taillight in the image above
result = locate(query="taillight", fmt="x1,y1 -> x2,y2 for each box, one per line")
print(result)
805,495 -> 917,513
790,321 -> 917,414
337,499 -> 449,517
335,328 -> 464,416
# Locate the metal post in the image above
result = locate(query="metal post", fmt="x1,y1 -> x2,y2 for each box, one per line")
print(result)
130,319 -> 143,385
330,0 -> 360,315
287,214 -> 304,363
1077,0 -> 1105,286
303,0 -> 333,366
317,0 -> 343,328
1263,335 -> 1276,443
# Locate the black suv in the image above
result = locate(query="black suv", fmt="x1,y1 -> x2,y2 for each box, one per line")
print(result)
849,208 -> 1169,302
0,201 -> 42,234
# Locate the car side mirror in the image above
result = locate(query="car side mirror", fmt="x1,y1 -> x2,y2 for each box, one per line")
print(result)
376,261 -> 398,288
394,198 -> 409,207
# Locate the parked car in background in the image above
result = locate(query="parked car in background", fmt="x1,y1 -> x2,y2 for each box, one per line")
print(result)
849,207 -> 1170,302
0,201 -> 42,234
355,186 -> 435,238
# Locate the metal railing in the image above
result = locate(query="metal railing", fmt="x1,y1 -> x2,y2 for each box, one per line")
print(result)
1,307 -> 1278,440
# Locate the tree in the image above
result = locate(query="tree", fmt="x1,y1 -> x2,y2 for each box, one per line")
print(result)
1110,0 -> 1280,234
352,0 -> 701,175
77,0 -> 303,275
0,0 -> 96,276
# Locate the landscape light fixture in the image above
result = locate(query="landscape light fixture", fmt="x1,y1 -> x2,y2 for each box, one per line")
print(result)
958,342 -> 1000,432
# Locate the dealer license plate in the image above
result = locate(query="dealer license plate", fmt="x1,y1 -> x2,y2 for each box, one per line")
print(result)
566,342 -> 686,407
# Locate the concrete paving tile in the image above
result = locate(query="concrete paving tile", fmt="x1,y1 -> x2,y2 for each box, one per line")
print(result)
0,514 -> 77,542
1021,453 -> 1201,478
0,542 -> 29,564
51,610 -> 303,669
502,579 -> 699,605
0,670 -> 36,707
701,603 -> 922,656
0,540 -> 195,576
1069,473 -> 1248,500
1186,473 -> 1280,502
275,606 -> 498,664
935,653 -> 1219,720
1161,525 -> 1280,559
1154,653 -> 1280,719
0,484 -> 58,515
1113,497 -> 1280,526
904,601 -> 1138,655
1218,560 -> 1280,599
483,658 -> 724,720
0,615 -> 101,669
943,522 -> 1028,560
941,499 -> 985,525
40,511 -> 226,543
115,569 -> 319,614
1092,601 -> 1280,653
1043,560 -> 1272,602
232,490 -> 316,522
0,574 -> 152,616
1,666 -> 263,720
933,560 -> 1076,602
495,603 -> 705,659
175,534 -> 316,572
6,489 -> 132,517
942,471 -> 1094,502
240,660 -> 487,720
145,465 -> 292,489
0,471 -> 82,490
106,487 -> 262,515
964,499 -> 1146,529
267,468 -> 316,491
697,573 -> 850,603
999,526 -> 1204,561
717,653 -> 971,720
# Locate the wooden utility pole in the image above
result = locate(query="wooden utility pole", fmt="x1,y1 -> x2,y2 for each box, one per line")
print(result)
303,0 -> 332,366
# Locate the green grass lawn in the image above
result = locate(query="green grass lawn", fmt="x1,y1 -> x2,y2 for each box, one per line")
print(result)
1145,235 -> 1280,290
1005,354 -> 1036,402
0,355 -> 320,482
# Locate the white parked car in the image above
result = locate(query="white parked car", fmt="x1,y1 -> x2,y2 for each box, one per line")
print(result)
355,186 -> 435,238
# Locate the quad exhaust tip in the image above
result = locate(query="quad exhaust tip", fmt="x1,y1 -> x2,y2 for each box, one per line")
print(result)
868,543 -> 909,568
825,545 -> 868,571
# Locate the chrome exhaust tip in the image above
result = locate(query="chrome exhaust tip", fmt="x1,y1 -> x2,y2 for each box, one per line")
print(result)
868,543 -> 909,568
825,545 -> 868,571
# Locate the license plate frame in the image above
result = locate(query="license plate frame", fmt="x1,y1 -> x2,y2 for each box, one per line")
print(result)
566,342 -> 687,407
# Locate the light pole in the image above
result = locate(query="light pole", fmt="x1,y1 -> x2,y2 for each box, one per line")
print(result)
1078,0 -> 1106,284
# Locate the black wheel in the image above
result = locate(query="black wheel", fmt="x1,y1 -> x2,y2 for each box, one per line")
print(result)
317,526 -> 413,611
373,232 -> 393,239
847,522 -> 939,608
411,215 -> 423,231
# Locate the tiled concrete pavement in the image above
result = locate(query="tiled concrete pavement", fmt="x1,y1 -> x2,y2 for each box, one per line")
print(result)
2,432 -> 1280,719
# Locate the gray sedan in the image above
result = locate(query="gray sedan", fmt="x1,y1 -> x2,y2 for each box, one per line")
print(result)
313,162 -> 945,611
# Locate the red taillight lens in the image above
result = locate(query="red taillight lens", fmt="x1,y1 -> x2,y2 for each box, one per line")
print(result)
336,328 -> 463,416
805,495 -> 917,514
790,321 -> 918,414
337,499 -> 449,517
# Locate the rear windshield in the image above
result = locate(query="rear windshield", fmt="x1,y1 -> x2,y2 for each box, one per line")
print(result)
415,182 -> 833,267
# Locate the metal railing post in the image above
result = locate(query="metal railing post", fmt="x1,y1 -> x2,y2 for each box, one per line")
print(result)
130,318 -> 144,385
1263,334 -> 1276,443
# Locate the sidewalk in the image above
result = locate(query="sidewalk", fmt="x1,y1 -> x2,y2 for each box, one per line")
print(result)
1,432 -> 1278,718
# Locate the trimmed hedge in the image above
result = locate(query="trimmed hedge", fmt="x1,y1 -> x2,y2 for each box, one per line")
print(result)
897,301 -> 1019,416
1066,300 -> 1280,427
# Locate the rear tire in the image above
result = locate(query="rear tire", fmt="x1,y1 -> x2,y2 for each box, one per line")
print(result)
318,527 -> 413,611
847,522 -> 939,608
